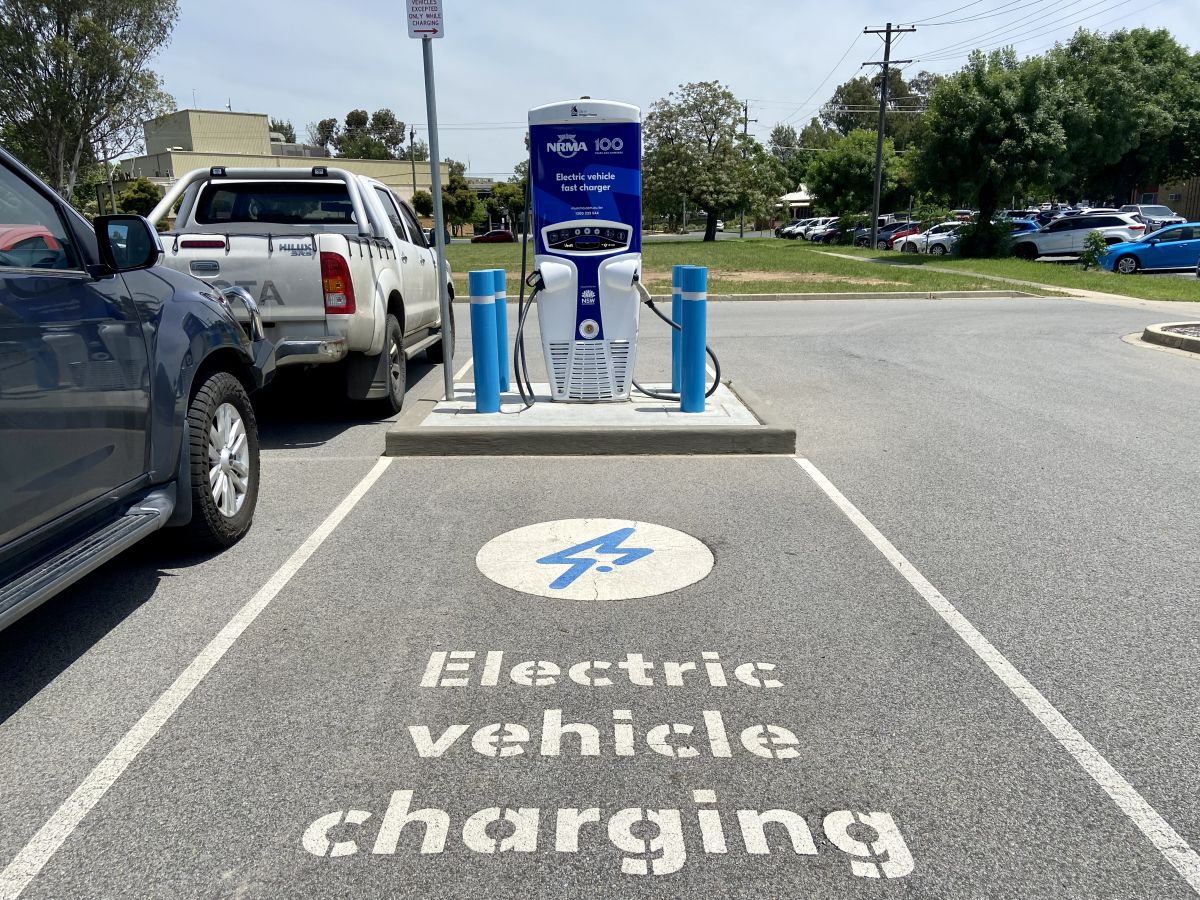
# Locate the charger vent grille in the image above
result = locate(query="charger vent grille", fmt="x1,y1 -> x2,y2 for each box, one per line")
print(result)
548,341 -> 571,394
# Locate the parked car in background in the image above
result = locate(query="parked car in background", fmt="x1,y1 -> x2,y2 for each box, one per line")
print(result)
1101,223 -> 1200,274
1118,204 -> 1186,233
775,218 -> 805,237
715,220 -> 724,232
857,221 -> 913,249
1008,219 -> 1040,236
792,217 -> 833,239
924,225 -> 964,256
472,229 -> 516,244
950,209 -> 975,221
1012,212 -> 1145,259
150,166 -> 450,414
884,222 -> 924,249
808,218 -> 841,244
896,221 -> 962,253
0,146 -> 275,631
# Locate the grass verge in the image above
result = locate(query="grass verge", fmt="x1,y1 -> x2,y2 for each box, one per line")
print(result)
445,238 -> 1010,297
823,245 -> 1200,303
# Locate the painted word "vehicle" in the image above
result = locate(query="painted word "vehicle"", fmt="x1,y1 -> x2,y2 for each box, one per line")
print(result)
149,166 -> 453,412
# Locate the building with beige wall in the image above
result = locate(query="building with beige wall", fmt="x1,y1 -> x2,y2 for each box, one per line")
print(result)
120,109 -> 445,201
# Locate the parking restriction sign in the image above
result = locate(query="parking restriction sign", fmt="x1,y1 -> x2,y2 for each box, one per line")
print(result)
406,0 -> 443,38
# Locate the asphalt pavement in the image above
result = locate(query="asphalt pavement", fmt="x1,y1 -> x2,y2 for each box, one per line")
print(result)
2,292 -> 1200,898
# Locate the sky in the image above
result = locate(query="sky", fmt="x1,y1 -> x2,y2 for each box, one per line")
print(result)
150,0 -> 1200,180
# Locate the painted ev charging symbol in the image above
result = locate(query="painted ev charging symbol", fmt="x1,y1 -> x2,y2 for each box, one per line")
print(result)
537,527 -> 653,589
477,519 -> 713,601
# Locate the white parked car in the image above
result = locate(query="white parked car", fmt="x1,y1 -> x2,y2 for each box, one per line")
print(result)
797,216 -> 836,239
896,221 -> 962,254
150,166 -> 452,412
924,228 -> 963,256
1011,211 -> 1146,260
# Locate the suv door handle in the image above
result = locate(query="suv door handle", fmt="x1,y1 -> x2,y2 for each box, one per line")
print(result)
401,254 -> 409,263
419,256 -> 426,264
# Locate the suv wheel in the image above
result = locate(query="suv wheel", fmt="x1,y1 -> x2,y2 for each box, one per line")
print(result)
184,372 -> 259,547
877,239 -> 889,249
382,313 -> 406,414
930,243 -> 948,256
1115,254 -> 1140,275
1014,243 -> 1037,260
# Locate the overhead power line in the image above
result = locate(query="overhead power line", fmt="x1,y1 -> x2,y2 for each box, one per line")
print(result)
781,33 -> 863,124
863,22 -> 916,249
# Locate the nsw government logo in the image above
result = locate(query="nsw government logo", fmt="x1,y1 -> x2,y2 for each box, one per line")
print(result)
548,134 -> 587,159
581,288 -> 596,305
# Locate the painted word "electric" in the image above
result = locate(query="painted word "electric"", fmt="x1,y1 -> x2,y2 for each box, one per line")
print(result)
303,788 -> 914,879
421,651 -> 782,689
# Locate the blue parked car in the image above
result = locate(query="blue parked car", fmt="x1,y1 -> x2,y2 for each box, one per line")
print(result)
1101,223 -> 1200,274
1008,219 -> 1039,236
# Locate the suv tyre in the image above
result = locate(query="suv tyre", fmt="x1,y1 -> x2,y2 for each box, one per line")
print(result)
183,371 -> 260,548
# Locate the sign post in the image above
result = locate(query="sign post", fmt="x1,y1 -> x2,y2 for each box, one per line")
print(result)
407,0 -> 454,400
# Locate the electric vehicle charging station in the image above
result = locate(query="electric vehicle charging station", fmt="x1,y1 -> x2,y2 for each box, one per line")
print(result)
528,99 -> 643,401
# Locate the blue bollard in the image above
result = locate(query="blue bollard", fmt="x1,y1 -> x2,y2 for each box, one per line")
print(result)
671,265 -> 684,392
492,269 -> 509,392
680,266 -> 708,413
468,270 -> 500,413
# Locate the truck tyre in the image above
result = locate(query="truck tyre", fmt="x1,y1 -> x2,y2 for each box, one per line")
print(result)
183,371 -> 259,548
383,313 -> 406,414
1015,243 -> 1037,260
425,305 -> 455,364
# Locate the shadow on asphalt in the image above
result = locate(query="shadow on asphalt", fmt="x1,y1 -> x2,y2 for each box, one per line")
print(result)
253,359 -> 437,451
0,535 -> 225,724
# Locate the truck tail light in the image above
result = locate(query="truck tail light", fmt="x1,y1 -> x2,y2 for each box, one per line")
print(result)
321,251 -> 356,314
1128,223 -> 1145,231
181,239 -> 225,249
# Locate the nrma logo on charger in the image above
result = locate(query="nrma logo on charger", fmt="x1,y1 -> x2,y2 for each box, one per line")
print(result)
547,134 -> 625,159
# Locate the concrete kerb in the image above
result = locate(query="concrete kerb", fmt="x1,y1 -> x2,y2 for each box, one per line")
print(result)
383,378 -> 796,457
452,289 -> 1038,303
1141,322 -> 1200,354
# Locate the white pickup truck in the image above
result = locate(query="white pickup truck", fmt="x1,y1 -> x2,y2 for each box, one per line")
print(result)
148,166 -> 452,412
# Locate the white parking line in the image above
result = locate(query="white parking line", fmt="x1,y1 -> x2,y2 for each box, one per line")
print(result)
795,456 -> 1200,894
0,457 -> 394,900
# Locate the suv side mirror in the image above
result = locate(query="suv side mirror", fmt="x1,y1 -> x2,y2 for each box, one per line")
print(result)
93,214 -> 162,273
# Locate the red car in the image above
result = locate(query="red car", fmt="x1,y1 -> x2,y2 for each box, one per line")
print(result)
471,229 -> 515,244
0,224 -> 62,267
885,223 -> 922,249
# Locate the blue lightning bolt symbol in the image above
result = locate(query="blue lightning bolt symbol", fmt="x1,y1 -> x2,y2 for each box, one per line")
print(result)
536,527 -> 654,590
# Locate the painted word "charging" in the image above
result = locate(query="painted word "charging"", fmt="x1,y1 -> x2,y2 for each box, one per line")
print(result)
421,651 -> 782,689
303,789 -> 914,879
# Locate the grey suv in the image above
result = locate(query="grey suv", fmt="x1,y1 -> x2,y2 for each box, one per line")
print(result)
0,147 -> 275,630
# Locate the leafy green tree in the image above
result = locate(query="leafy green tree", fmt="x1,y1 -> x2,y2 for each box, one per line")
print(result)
400,139 -> 430,162
0,0 -> 178,196
804,129 -> 901,215
1052,28 -> 1200,203
912,49 -> 1067,231
118,176 -> 163,216
309,109 -> 408,159
644,81 -> 759,241
441,159 -> 478,233
768,123 -> 809,191
819,69 -> 941,151
269,118 -> 296,143
411,189 -> 433,217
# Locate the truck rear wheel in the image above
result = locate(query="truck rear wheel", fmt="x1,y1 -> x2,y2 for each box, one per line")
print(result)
382,313 -> 406,414
183,371 -> 259,547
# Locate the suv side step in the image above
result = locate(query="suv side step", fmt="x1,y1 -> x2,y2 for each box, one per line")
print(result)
0,490 -> 174,630
403,331 -> 441,360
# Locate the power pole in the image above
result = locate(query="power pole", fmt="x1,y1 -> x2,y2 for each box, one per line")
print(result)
863,23 -> 914,250
740,100 -> 757,239
409,125 -> 418,199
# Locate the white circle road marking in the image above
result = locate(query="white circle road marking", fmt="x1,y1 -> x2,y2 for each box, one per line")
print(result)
476,518 -> 714,601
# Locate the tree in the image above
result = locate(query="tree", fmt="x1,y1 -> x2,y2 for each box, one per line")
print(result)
818,69 -> 940,152
411,189 -> 433,217
804,129 -> 901,215
269,117 -> 296,143
306,118 -> 338,154
400,138 -> 430,161
912,49 -> 1067,230
644,81 -> 759,241
118,176 -> 162,216
441,159 -> 478,233
308,109 -> 409,159
0,0 -> 178,196
1052,28 -> 1200,203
